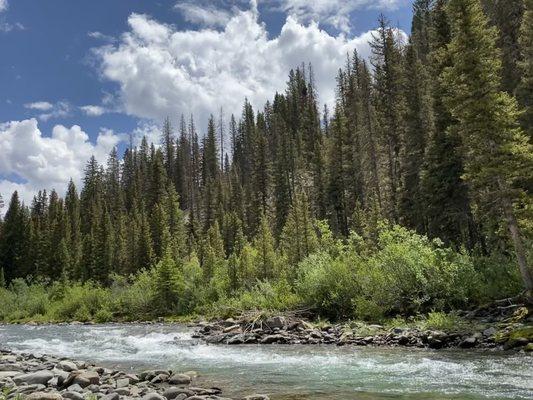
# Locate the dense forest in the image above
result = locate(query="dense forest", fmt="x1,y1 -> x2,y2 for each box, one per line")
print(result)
0,0 -> 532,323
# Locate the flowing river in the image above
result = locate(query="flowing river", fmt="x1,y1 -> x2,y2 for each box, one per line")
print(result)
0,324 -> 531,400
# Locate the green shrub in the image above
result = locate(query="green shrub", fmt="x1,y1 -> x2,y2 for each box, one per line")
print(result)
423,311 -> 460,331
50,282 -> 109,320
297,252 -> 359,320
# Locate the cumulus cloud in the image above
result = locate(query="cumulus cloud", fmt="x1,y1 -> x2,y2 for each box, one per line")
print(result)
265,0 -> 405,33
0,119 -> 124,210
95,8 -> 392,132
0,0 -> 7,13
80,105 -> 106,116
175,1 -> 234,28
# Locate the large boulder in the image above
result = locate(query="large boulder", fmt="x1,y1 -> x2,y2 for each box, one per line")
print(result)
63,371 -> 100,388
14,370 -> 54,385
58,361 -> 78,372
141,393 -> 165,400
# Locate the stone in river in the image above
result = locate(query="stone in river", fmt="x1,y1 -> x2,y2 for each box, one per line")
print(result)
168,373 -> 191,385
459,337 -> 477,348
14,370 -> 54,385
162,387 -> 190,400
245,396 -> 270,400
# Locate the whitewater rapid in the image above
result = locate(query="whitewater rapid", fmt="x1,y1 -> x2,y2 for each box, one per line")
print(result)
1,324 -> 531,400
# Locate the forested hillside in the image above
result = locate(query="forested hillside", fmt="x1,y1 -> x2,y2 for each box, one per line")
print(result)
0,0 -> 532,323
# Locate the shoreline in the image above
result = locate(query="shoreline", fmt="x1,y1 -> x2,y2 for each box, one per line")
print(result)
0,348 -> 268,400
1,316 -> 532,353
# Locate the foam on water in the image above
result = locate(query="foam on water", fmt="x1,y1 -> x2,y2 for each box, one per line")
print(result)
1,324 -> 531,400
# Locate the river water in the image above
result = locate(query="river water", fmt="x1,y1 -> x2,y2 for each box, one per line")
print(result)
0,324 -> 531,400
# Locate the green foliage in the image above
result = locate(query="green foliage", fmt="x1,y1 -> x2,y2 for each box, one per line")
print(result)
423,311 -> 460,331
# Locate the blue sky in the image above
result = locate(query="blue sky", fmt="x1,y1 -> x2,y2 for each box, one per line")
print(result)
0,0 -> 413,207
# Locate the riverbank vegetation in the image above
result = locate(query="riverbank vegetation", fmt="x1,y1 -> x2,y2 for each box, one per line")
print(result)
0,0 -> 532,324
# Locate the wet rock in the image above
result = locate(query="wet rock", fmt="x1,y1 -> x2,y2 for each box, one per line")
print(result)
222,325 -> 241,334
260,334 -> 286,344
168,373 -> 191,385
226,334 -> 245,345
459,337 -> 477,348
14,370 -> 54,385
482,327 -> 497,337
244,396 -> 270,400
150,373 -> 169,384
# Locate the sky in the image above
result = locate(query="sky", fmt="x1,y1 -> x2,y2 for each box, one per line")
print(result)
0,0 -> 413,210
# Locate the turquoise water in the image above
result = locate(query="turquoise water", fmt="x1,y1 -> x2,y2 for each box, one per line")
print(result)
1,324 -> 531,399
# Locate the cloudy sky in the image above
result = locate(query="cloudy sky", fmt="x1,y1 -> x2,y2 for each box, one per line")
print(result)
0,0 -> 412,209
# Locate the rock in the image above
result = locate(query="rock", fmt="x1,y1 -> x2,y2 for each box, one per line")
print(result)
66,384 -> 84,393
113,388 -> 130,396
260,334 -> 286,344
168,373 -> 191,385
244,396 -> 270,400
524,343 -> 533,352
64,371 -> 100,388
141,392 -> 165,400
103,393 -> 119,400
459,337 -> 477,348
265,316 -> 285,330
482,327 -> 497,337
0,371 -> 20,379
397,335 -> 409,345
58,361 -> 78,372
115,377 -> 129,388
227,334 -> 245,345
16,384 -> 47,393
124,373 -> 140,384
62,391 -> 85,400
150,373 -> 169,384
162,387 -> 189,400
14,370 -> 55,385
26,392 -> 63,400
0,363 -> 23,371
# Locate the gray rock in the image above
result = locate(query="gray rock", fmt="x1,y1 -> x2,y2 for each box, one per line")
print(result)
115,378 -> 129,388
244,396 -> 270,400
260,334 -> 286,344
26,392 -> 63,400
103,393 -> 119,400
150,373 -> 169,384
68,371 -> 100,388
142,392 -> 165,400
62,391 -> 85,400
226,334 -> 245,345
113,388 -> 130,396
162,387 -> 189,400
483,327 -> 497,337
0,363 -> 23,371
66,384 -> 85,393
58,361 -> 78,372
14,370 -> 54,385
0,371 -> 20,379
168,373 -> 191,385
16,384 -> 47,393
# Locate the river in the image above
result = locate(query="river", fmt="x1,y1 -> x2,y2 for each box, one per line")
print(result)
0,324 -> 531,399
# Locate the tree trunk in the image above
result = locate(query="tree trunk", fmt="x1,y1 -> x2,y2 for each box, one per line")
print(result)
502,196 -> 533,297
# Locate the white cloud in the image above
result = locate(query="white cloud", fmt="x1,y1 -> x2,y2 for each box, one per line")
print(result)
88,31 -> 116,43
80,105 -> 106,116
24,101 -> 54,111
175,1 -> 234,28
265,0 -> 405,33
0,119 -> 124,211
24,101 -> 71,121
95,9 -> 390,132
0,0 -> 7,13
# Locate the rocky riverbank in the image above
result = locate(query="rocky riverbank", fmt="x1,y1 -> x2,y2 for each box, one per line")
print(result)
0,350 -> 268,400
193,306 -> 533,352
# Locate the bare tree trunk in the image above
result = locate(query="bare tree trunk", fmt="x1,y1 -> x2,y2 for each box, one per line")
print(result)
502,196 -> 533,297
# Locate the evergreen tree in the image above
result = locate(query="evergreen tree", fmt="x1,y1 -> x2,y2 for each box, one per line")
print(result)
444,0 -> 533,292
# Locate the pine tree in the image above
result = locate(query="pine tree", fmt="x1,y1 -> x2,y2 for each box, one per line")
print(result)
254,214 -> 277,280
0,192 -> 29,283
518,0 -> 533,139
444,0 -> 533,292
